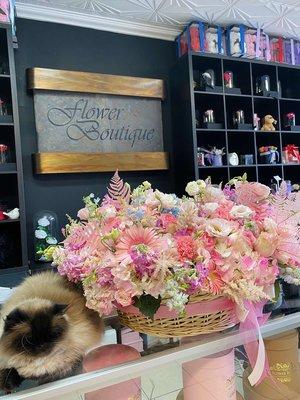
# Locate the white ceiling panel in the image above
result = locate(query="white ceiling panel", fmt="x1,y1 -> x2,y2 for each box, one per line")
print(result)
15,0 -> 300,40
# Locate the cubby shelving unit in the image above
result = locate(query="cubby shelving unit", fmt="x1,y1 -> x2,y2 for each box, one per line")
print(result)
170,51 -> 300,194
0,23 -> 27,286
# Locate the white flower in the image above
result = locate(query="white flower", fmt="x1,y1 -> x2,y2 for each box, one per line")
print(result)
185,181 -> 200,196
35,229 -> 47,239
38,217 -> 50,227
215,241 -> 232,257
142,181 -> 151,189
263,218 -> 277,233
202,202 -> 219,215
156,191 -> 177,209
206,218 -> 232,237
229,205 -> 253,219
166,292 -> 189,315
46,236 -> 58,245
196,179 -> 206,190
104,206 -> 117,219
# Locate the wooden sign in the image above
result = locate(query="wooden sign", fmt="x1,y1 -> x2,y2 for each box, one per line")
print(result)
28,68 -> 168,173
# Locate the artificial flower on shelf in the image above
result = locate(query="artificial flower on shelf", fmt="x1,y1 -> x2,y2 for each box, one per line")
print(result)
53,172 -> 300,324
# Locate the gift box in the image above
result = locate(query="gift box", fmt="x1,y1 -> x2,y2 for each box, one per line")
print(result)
282,144 -> 300,164
270,36 -> 285,63
227,25 -> 246,57
182,349 -> 237,400
176,21 -> 206,57
284,39 -> 300,65
205,25 -> 224,54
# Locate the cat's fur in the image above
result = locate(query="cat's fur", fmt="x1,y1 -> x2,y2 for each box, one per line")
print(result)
0,272 -> 103,392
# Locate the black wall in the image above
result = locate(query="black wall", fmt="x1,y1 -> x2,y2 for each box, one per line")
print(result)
14,19 -> 176,262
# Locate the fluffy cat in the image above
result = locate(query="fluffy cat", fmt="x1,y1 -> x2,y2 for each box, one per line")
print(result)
0,271 -> 103,392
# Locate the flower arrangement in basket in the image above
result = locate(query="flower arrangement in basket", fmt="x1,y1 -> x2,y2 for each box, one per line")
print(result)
53,172 -> 300,339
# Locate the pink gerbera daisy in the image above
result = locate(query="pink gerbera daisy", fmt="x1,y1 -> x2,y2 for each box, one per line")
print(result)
116,226 -> 162,265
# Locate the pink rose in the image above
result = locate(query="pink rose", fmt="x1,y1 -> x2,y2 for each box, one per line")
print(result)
251,182 -> 271,201
157,213 -> 177,230
255,232 -> 277,257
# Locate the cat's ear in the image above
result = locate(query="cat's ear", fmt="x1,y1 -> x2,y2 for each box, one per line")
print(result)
4,309 -> 28,331
52,304 -> 68,315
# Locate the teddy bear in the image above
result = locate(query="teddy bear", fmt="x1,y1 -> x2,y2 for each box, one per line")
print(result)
261,115 -> 277,131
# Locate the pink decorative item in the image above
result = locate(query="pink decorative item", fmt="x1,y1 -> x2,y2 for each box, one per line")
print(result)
182,349 -> 236,400
0,0 -> 9,22
83,344 -> 141,400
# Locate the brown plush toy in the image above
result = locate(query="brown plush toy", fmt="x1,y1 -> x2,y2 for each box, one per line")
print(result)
261,115 -> 277,131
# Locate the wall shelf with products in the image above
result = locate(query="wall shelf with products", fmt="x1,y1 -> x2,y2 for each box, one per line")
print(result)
0,23 -> 28,284
170,51 -> 300,194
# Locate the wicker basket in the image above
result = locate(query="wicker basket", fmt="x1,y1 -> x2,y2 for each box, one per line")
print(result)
118,293 -> 237,338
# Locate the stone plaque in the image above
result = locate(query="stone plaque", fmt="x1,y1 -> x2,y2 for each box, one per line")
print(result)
33,91 -> 164,153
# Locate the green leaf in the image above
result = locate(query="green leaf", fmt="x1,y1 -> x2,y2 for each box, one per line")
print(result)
273,280 -> 281,303
134,294 -> 162,319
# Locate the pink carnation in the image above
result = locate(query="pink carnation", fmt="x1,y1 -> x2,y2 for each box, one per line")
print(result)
176,236 -> 197,262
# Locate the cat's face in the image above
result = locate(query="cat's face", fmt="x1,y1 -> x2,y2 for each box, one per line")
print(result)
2,302 -> 68,357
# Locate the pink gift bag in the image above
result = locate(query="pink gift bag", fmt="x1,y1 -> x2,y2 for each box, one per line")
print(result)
83,344 -> 141,400
182,349 -> 236,400
0,0 -> 10,22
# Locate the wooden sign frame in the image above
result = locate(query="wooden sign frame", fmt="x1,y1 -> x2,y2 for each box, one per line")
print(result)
28,68 -> 168,174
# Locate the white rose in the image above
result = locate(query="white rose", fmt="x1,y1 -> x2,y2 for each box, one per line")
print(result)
38,217 -> 50,227
202,202 -> 219,215
206,218 -> 232,237
157,192 -> 177,209
196,180 -> 206,190
185,181 -> 200,196
35,229 -> 47,239
229,205 -> 253,219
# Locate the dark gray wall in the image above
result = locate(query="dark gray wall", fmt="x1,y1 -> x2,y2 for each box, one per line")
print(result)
14,18 -> 176,262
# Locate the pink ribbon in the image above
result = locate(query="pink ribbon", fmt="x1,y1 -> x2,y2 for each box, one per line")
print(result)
239,301 -> 270,386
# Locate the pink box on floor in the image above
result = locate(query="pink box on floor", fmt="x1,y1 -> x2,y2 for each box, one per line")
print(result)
182,349 -> 236,400
83,344 -> 141,400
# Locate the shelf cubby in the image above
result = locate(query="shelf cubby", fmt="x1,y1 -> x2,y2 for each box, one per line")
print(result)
223,59 -> 251,95
198,166 -> 229,184
251,63 -> 278,96
192,56 -> 222,89
197,130 -> 226,152
225,96 -> 253,129
229,166 -> 257,181
0,222 -> 22,269
194,93 -> 224,129
257,165 -> 283,185
0,25 -> 27,278
283,164 -> 300,183
227,131 -> 255,164
278,67 -> 300,99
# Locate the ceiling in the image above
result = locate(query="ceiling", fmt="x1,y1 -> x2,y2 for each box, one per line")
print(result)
15,0 -> 300,41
